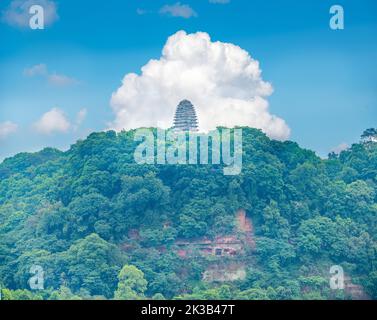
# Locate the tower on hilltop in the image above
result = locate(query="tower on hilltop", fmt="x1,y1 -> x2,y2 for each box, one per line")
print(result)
172,99 -> 199,132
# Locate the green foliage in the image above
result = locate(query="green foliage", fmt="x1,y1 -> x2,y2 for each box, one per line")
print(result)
0,127 -> 376,300
114,265 -> 148,300
48,286 -> 82,300
0,288 -> 43,300
59,233 -> 124,298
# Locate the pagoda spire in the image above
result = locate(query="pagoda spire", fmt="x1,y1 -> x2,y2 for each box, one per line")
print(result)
172,100 -> 199,132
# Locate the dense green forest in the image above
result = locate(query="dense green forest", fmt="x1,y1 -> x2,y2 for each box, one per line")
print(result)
0,127 -> 376,300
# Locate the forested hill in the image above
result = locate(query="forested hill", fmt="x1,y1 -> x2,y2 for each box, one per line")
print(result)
0,127 -> 376,300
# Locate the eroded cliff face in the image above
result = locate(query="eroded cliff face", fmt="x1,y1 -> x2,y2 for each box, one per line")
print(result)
236,209 -> 252,233
175,209 -> 255,257
202,209 -> 254,283
169,208 -> 256,283
344,276 -> 370,300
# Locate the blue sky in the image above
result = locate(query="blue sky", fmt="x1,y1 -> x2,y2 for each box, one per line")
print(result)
0,0 -> 376,161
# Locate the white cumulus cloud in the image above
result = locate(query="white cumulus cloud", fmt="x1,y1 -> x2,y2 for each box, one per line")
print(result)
23,63 -> 78,87
47,73 -> 78,87
160,2 -> 197,19
0,121 -> 18,139
23,63 -> 47,77
1,0 -> 58,28
34,108 -> 70,134
110,30 -> 290,140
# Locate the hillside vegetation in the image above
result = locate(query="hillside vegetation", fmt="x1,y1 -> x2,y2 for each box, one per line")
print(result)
0,127 -> 376,300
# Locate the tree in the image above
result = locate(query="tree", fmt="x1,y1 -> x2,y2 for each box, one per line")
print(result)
361,128 -> 377,143
364,271 -> 377,299
0,288 -> 43,300
236,288 -> 270,300
261,201 -> 290,239
49,286 -> 82,300
152,293 -> 166,300
114,265 -> 148,300
59,233 -> 124,298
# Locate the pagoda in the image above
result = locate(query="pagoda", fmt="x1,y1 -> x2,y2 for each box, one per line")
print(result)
172,99 -> 199,132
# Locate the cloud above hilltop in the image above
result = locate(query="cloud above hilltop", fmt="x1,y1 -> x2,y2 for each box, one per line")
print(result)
33,107 -> 87,134
110,30 -> 290,140
33,108 -> 71,134
0,121 -> 18,139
